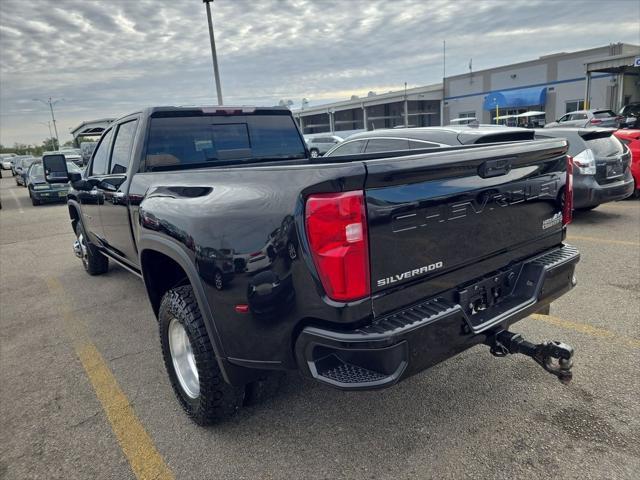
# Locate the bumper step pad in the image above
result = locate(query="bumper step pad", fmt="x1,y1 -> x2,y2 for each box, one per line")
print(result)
317,356 -> 388,384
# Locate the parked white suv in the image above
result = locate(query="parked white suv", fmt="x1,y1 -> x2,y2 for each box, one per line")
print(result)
304,135 -> 343,158
545,109 -> 620,129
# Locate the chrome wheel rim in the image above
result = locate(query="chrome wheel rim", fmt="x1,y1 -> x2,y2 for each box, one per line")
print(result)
168,318 -> 200,399
76,231 -> 89,269
214,272 -> 223,290
310,150 -> 319,158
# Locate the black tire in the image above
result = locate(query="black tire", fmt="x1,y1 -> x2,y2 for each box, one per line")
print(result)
159,285 -> 244,425
309,148 -> 320,158
31,195 -> 40,206
74,222 -> 109,275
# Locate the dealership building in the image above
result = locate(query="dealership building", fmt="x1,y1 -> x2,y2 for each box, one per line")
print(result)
293,43 -> 640,135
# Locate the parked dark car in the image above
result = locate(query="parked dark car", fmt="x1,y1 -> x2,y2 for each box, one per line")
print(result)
618,102 -> 640,129
43,106 -> 579,426
14,156 -> 37,186
544,109 -> 621,129
324,125 -> 535,157
535,128 -> 634,209
26,160 -> 81,205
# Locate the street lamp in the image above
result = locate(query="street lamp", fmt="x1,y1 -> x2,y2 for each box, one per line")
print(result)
37,121 -> 54,143
202,0 -> 223,105
33,97 -> 61,150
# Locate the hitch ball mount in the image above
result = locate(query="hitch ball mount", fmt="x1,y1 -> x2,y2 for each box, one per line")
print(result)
487,330 -> 574,384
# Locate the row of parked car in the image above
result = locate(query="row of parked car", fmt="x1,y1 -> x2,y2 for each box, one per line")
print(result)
306,124 -> 639,211
544,105 -> 640,129
2,152 -> 83,206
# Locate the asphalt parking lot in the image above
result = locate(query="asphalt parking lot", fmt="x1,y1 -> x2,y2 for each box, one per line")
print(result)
1,173 -> 638,480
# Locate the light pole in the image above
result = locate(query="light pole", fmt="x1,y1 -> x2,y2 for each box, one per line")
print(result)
203,0 -> 223,105
37,121 -> 53,142
33,97 -> 61,149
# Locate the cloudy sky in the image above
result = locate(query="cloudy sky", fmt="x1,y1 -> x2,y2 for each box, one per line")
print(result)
0,0 -> 638,146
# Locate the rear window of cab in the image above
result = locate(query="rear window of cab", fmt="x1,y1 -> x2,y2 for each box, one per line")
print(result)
145,114 -> 306,171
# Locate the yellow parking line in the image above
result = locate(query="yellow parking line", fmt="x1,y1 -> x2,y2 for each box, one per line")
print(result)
46,277 -> 174,480
531,313 -> 640,349
567,235 -> 639,247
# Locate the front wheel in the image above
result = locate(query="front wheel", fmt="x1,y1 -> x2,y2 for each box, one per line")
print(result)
159,285 -> 244,425
74,222 -> 108,275
309,149 -> 319,158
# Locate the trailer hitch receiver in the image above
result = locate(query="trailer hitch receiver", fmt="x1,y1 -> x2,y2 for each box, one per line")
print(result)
487,330 -> 574,384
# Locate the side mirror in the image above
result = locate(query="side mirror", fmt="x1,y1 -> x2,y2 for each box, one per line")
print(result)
69,172 -> 82,183
43,154 -> 69,183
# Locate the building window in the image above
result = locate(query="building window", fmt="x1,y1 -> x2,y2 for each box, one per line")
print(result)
459,111 -> 476,118
565,100 -> 585,113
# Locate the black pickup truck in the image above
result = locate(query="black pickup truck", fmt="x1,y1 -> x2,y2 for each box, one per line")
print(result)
43,106 -> 580,425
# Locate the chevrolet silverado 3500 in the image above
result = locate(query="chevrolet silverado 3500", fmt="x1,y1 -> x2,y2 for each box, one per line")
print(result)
43,106 -> 579,425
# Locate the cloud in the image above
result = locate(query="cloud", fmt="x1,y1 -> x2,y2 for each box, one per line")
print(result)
0,0 -> 638,145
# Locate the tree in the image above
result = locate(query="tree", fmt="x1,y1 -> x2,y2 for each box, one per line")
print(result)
42,138 -> 57,152
278,99 -> 294,109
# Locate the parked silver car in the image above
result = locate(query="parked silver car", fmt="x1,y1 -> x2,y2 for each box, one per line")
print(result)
304,135 -> 343,158
544,109 -> 620,129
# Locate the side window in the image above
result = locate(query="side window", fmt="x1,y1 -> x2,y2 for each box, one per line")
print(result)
90,129 -> 114,176
327,140 -> 365,156
364,138 -> 409,153
571,113 -> 588,121
110,120 -> 139,174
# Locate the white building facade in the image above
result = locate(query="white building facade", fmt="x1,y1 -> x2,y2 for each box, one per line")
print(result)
294,43 -> 640,135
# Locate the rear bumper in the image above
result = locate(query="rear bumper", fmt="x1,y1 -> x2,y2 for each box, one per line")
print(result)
573,173 -> 634,208
295,244 -> 580,390
32,190 -> 68,202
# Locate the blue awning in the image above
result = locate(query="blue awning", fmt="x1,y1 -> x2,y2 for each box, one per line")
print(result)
483,86 -> 547,110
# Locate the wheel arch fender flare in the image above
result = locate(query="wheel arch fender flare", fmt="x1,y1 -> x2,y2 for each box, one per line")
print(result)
138,233 -> 231,381
67,198 -> 82,230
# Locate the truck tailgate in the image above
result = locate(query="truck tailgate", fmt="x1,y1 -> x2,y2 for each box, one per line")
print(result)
364,139 -> 568,297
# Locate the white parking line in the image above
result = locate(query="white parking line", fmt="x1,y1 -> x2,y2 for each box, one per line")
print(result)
8,188 -> 24,214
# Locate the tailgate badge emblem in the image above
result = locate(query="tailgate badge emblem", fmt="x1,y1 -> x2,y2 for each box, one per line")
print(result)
542,212 -> 562,230
377,261 -> 444,287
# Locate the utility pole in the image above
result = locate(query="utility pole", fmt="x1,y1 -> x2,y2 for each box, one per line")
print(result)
38,121 -> 53,142
203,0 -> 223,105
404,82 -> 409,127
443,40 -> 446,79
33,97 -> 60,149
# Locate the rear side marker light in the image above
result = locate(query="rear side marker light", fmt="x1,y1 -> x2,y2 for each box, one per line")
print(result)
305,191 -> 370,302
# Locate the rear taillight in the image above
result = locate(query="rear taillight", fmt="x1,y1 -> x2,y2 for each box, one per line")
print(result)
563,155 -> 573,226
305,190 -> 370,301
573,148 -> 596,175
589,118 -> 602,124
